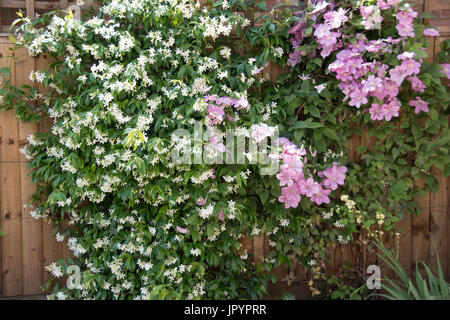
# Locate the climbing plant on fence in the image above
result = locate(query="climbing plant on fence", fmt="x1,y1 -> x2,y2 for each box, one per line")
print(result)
0,0 -> 448,299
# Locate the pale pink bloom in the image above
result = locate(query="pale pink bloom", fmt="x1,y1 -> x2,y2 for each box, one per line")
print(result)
205,136 -> 226,152
396,23 -> 415,38
397,51 -> 415,61
362,75 -> 383,93
349,87 -> 368,108
382,98 -> 400,121
424,28 -> 440,37
276,169 -> 295,187
384,80 -> 400,97
207,104 -> 225,124
218,209 -> 224,222
280,156 -> 304,177
197,197 -> 207,205
314,24 -> 331,39
377,0 -> 390,10
322,165 -> 347,190
310,1 -> 330,14
299,74 -> 311,81
408,76 -> 426,93
389,66 -> 407,85
234,96 -> 250,110
324,8 -> 348,29
441,63 -> 450,79
315,84 -> 326,93
278,185 -> 301,209
177,226 -> 188,234
311,186 -> 331,205
409,97 -> 429,114
298,178 -> 320,197
401,59 -> 421,76
360,5 -> 375,19
369,103 -> 384,121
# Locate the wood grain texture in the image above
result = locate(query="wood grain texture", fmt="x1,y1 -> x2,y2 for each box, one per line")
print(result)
0,41 -> 23,297
429,168 -> 448,272
412,179 -> 430,274
15,47 -> 43,295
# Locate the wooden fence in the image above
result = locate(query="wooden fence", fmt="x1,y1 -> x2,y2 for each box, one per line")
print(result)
0,0 -> 448,298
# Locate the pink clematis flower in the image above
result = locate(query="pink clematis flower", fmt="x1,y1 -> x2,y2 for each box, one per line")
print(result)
311,186 -> 331,205
234,96 -> 250,110
424,28 -> 440,37
348,87 -> 368,108
205,136 -> 226,153
408,76 -> 426,93
278,184 -> 301,209
382,98 -> 400,121
441,63 -> 450,79
298,178 -> 320,197
384,80 -> 400,97
362,75 -> 383,93
207,104 -> 225,124
397,51 -> 415,61
377,0 -> 390,10
369,103 -> 385,121
389,66 -> 407,85
324,8 -> 348,29
409,97 -> 429,114
322,164 -> 347,190
401,59 -> 421,76
276,168 -> 295,187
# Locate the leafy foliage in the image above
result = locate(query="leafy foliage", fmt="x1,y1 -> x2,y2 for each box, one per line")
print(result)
374,240 -> 449,300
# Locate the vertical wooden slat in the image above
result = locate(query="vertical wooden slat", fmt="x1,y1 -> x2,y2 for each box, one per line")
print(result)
0,37 -> 7,296
15,47 -> 43,295
0,42 -> 23,297
33,54 -> 63,289
397,213 -> 413,278
339,131 -> 361,275
26,0 -> 35,18
427,0 -> 449,277
361,128 -> 378,271
429,169 -> 448,272
253,235 -> 264,265
448,177 -> 450,278
60,0 -> 68,10
412,179 -> 431,274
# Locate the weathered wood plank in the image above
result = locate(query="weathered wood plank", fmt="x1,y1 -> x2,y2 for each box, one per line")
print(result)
25,0 -> 34,17
253,234 -> 264,265
412,180 -> 431,274
429,168 -> 448,272
0,42 -> 23,297
448,177 -> 450,279
15,47 -> 43,295
33,54 -> 63,290
397,212 -> 412,278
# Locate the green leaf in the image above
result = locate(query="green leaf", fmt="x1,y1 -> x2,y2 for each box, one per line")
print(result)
256,188 -> 269,205
323,128 -> 340,141
291,121 -> 323,129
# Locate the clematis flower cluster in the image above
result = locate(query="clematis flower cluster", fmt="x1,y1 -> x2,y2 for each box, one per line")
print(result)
203,94 -> 250,125
287,0 -> 444,122
274,139 -> 346,208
